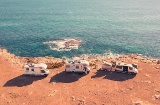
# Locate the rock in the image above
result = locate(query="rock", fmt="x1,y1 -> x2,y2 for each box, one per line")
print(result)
50,80 -> 57,83
7,101 -> 12,104
155,89 -> 160,93
154,94 -> 160,100
120,89 -> 125,92
71,96 -> 76,101
143,81 -> 152,84
53,90 -> 58,93
157,59 -> 160,64
48,94 -> 54,97
128,87 -> 133,90
132,100 -> 143,105
79,99 -> 85,105
145,74 -> 150,77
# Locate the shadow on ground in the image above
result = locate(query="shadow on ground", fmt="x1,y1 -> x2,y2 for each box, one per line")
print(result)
50,71 -> 85,83
91,70 -> 136,81
3,75 -> 46,87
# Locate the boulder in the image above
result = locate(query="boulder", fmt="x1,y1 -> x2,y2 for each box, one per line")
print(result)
157,59 -> 160,64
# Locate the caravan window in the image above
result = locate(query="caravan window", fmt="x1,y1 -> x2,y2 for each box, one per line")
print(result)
112,64 -> 116,67
41,70 -> 45,73
31,69 -> 34,71
26,68 -> 29,71
129,67 -> 133,70
83,64 -> 87,66
76,66 -> 79,69
66,65 -> 70,68
116,66 -> 123,69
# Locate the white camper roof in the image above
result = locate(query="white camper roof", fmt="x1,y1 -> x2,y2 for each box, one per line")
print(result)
66,59 -> 89,65
116,62 -> 133,67
103,62 -> 112,66
24,63 -> 47,69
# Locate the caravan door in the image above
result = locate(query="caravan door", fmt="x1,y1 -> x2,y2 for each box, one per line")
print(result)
71,64 -> 76,72
30,68 -> 35,75
75,65 -> 80,71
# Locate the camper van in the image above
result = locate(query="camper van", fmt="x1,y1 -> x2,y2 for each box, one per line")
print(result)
113,63 -> 138,74
101,61 -> 138,74
65,59 -> 90,74
24,63 -> 49,76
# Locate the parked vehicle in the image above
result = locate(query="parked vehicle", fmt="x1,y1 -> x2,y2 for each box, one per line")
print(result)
101,61 -> 112,71
113,63 -> 138,74
101,61 -> 138,74
65,59 -> 90,74
24,63 -> 49,76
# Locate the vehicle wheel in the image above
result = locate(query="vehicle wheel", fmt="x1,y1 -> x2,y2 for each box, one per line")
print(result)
127,72 -> 132,75
115,70 -> 120,73
132,72 -> 136,75
101,68 -> 105,71
87,71 -> 90,74
122,71 -> 127,74
24,74 -> 28,76
44,74 -> 48,77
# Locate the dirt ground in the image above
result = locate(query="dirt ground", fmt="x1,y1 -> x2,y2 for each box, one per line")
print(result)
0,51 -> 160,105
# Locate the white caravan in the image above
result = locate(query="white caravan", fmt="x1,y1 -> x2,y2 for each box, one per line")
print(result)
24,63 -> 49,76
101,61 -> 138,74
101,61 -> 112,71
65,60 -> 90,74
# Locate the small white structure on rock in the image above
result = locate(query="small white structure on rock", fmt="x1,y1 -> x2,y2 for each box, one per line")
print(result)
24,63 -> 49,76
65,59 -> 90,74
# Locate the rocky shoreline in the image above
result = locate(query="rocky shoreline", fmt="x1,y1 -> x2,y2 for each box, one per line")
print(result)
0,48 -> 65,69
0,48 -> 159,69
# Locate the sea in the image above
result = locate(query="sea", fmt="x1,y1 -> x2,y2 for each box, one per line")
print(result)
0,0 -> 160,58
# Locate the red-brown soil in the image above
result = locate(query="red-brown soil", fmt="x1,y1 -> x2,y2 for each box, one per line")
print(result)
0,49 -> 160,105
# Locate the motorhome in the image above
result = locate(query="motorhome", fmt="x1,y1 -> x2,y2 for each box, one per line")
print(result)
101,61 -> 138,74
113,62 -> 138,74
24,63 -> 49,76
65,59 -> 90,74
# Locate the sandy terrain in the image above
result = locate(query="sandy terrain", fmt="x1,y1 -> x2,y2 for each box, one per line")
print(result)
0,49 -> 160,105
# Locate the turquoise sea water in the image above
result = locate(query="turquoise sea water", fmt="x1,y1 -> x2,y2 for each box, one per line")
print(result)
0,0 -> 160,58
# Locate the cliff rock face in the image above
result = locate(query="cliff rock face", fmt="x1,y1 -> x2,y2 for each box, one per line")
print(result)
26,56 -> 65,69
0,48 -> 64,69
